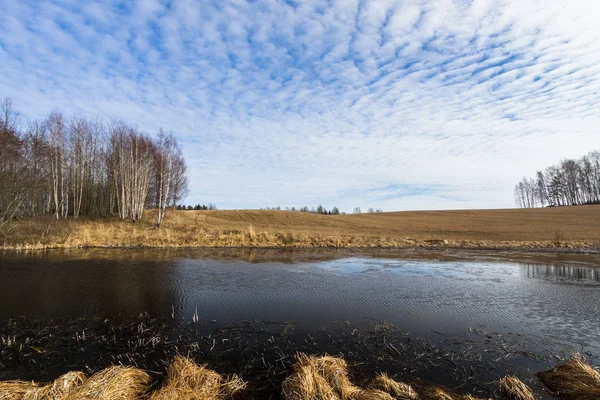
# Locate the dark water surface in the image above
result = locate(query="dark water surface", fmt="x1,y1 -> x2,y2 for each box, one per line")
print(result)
1,248 -> 599,354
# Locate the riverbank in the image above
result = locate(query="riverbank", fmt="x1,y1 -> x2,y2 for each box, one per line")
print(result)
1,316 -> 592,399
2,206 -> 600,251
5,352 -> 594,400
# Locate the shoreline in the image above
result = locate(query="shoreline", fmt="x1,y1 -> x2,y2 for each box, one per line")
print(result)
0,316 -> 583,399
3,242 -> 600,254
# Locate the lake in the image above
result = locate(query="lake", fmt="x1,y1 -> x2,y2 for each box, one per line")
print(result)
1,248 -> 599,397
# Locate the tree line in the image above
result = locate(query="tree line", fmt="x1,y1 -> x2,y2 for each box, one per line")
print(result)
514,150 -> 600,208
262,205 -> 383,214
176,204 -> 218,210
0,98 -> 189,228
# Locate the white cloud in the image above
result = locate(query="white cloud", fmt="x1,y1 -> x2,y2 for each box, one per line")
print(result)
1,0 -> 599,211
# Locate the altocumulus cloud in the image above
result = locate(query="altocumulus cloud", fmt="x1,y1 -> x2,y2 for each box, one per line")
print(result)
1,0 -> 599,211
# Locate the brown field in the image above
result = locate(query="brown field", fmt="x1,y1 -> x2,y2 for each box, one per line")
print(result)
2,205 -> 600,251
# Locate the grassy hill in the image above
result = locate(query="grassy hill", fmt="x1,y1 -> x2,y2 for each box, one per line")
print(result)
3,205 -> 600,250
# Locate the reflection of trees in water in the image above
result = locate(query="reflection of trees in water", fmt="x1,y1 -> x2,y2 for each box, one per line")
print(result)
0,248 -> 352,321
524,263 -> 600,282
0,247 -> 348,264
0,255 -> 182,320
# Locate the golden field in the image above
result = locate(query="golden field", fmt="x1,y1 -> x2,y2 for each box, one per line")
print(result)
2,205 -> 600,250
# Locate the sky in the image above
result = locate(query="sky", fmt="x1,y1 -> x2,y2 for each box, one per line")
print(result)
1,0 -> 599,212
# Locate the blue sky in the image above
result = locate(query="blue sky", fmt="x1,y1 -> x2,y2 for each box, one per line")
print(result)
1,0 -> 599,212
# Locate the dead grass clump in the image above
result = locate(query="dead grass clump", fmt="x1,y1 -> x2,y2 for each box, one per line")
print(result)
537,356 -> 600,400
420,387 -> 487,400
282,368 -> 337,399
421,387 -> 455,400
247,225 -> 256,240
150,355 -> 246,400
368,373 -> 419,400
0,380 -> 40,400
348,389 -> 394,399
23,371 -> 87,400
498,376 -> 535,400
282,353 -> 420,400
282,353 -> 370,399
63,366 -> 150,400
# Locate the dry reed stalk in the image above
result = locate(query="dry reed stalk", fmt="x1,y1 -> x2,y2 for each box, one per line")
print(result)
537,356 -> 600,400
150,355 -> 245,400
498,376 -> 535,400
368,373 -> 419,400
63,366 -> 150,400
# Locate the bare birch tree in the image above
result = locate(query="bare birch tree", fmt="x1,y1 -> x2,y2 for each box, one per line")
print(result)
0,99 -> 190,223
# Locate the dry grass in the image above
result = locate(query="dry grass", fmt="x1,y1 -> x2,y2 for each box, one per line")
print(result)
368,374 -> 419,399
420,387 -> 488,400
63,366 -> 150,400
2,206 -> 600,250
150,355 -> 245,400
423,387 -> 493,400
282,353 -> 424,400
3,353 -> 600,400
0,372 -> 87,400
281,353 -> 346,400
537,355 -> 600,400
498,376 -> 535,400
0,380 -> 39,400
24,371 -> 87,400
421,388 -> 455,400
0,357 -> 243,400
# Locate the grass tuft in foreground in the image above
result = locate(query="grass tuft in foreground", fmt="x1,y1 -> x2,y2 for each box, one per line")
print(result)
368,373 -> 419,399
1,353 -> 599,400
64,366 -> 150,400
420,387 -> 488,400
0,367 -> 147,400
150,355 -> 245,400
281,353 -> 487,400
0,356 -> 243,400
0,371 -> 86,400
537,355 -> 600,400
498,376 -> 535,400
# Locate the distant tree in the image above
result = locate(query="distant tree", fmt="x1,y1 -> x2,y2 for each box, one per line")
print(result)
515,149 -> 600,207
331,207 -> 340,215
353,207 -> 361,214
